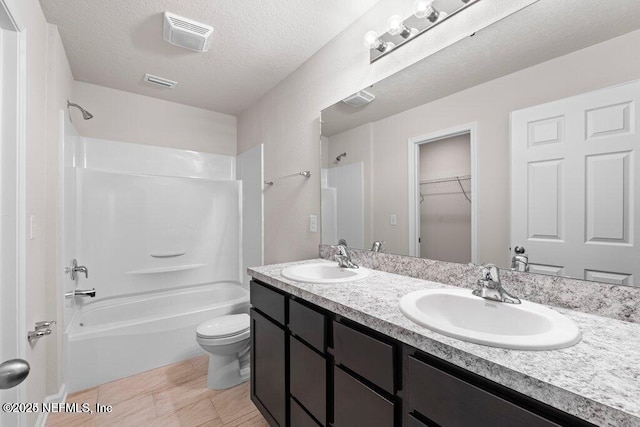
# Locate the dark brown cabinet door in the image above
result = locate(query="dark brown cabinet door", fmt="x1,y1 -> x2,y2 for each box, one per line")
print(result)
291,398 -> 321,427
333,366 -> 394,427
332,321 -> 395,394
251,309 -> 286,426
290,337 -> 326,425
406,355 -> 561,427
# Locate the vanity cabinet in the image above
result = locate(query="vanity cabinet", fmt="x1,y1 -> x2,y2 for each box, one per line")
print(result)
249,278 -> 595,427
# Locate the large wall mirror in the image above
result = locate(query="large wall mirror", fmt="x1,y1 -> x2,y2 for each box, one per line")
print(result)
320,0 -> 640,286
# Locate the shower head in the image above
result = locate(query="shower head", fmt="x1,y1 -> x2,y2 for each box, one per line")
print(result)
67,101 -> 93,120
336,152 -> 347,162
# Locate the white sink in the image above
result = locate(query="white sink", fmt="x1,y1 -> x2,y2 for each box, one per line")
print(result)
399,288 -> 581,350
281,262 -> 370,284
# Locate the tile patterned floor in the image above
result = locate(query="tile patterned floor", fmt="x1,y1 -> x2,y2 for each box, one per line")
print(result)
46,355 -> 267,427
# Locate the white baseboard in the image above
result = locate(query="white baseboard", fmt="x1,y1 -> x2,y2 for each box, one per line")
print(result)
35,384 -> 67,427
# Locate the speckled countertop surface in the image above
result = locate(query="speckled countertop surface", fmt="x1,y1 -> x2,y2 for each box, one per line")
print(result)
248,259 -> 640,427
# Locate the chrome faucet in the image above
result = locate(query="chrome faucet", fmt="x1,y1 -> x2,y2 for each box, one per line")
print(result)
68,259 -> 89,280
472,264 -> 521,304
331,243 -> 359,269
371,241 -> 384,252
65,289 -> 96,299
511,246 -> 530,272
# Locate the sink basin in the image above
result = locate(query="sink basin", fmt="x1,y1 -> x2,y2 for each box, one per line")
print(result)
399,289 -> 581,350
281,262 -> 370,284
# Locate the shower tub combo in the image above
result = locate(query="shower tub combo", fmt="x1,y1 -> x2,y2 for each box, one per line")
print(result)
62,136 -> 248,393
66,282 -> 249,392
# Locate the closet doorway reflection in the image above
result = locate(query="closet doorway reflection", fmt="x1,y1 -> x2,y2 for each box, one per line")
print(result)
408,124 -> 477,263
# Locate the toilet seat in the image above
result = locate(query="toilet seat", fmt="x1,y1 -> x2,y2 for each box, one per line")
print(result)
196,313 -> 250,339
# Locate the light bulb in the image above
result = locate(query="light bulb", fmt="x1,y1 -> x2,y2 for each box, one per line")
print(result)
363,31 -> 380,49
386,15 -> 405,36
414,0 -> 439,22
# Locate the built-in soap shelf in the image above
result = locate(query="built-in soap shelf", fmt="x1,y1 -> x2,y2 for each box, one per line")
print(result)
125,264 -> 207,275
150,251 -> 186,258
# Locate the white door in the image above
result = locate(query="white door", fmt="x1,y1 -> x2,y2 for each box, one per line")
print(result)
0,3 -> 26,426
511,80 -> 640,284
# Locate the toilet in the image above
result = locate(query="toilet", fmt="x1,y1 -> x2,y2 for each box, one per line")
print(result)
196,313 -> 251,390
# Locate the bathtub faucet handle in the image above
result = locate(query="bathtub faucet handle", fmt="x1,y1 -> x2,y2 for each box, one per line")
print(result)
69,259 -> 88,280
35,321 -> 56,330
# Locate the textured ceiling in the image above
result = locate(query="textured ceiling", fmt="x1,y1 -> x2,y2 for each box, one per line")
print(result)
322,0 -> 640,136
39,0 -> 381,115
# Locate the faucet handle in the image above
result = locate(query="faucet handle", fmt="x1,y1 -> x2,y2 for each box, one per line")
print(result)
371,241 -> 384,252
481,264 -> 500,282
35,321 -> 56,330
331,245 -> 348,257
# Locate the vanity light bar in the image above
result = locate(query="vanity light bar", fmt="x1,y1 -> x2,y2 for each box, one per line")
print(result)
364,0 -> 480,63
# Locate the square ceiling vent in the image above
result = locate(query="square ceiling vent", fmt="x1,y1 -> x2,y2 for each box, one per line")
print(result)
163,12 -> 213,53
342,90 -> 375,107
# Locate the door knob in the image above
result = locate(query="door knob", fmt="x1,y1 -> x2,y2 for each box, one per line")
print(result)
0,359 -> 30,389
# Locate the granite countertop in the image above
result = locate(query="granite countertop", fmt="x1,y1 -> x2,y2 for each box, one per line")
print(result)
248,259 -> 640,427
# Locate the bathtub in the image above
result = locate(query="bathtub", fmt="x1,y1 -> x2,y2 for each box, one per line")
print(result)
65,282 -> 249,392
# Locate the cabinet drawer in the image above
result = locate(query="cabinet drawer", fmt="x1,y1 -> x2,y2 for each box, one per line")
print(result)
250,280 -> 285,325
332,321 -> 395,394
291,398 -> 321,427
290,337 -> 326,425
406,356 -> 560,427
289,299 -> 326,352
333,366 -> 394,427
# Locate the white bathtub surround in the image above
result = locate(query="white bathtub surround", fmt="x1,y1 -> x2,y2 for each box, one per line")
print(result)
62,136 -> 248,392
321,163 -> 365,248
66,282 -> 249,392
237,145 -> 264,288
76,170 -> 242,299
74,136 -> 236,180
249,260 -> 640,426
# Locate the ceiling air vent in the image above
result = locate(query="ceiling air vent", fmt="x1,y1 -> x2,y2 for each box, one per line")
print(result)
342,90 -> 375,107
163,12 -> 213,53
143,73 -> 178,89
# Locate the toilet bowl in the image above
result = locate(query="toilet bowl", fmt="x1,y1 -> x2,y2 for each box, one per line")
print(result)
196,313 -> 251,390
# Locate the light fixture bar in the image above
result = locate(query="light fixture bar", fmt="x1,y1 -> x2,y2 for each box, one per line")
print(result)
367,0 -> 481,63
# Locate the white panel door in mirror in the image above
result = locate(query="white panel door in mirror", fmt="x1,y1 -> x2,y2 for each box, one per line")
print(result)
586,151 -> 630,244
586,102 -> 633,139
512,80 -> 640,285
529,264 -> 564,277
585,270 -> 633,286
528,116 -> 564,147
527,160 -> 563,240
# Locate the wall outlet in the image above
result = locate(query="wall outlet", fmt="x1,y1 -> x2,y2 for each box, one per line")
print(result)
390,214 -> 397,226
310,215 -> 318,233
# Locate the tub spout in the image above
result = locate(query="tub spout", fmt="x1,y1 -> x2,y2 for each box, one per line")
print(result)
65,289 -> 96,299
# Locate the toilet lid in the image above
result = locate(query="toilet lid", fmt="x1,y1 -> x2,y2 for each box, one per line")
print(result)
196,313 -> 250,338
